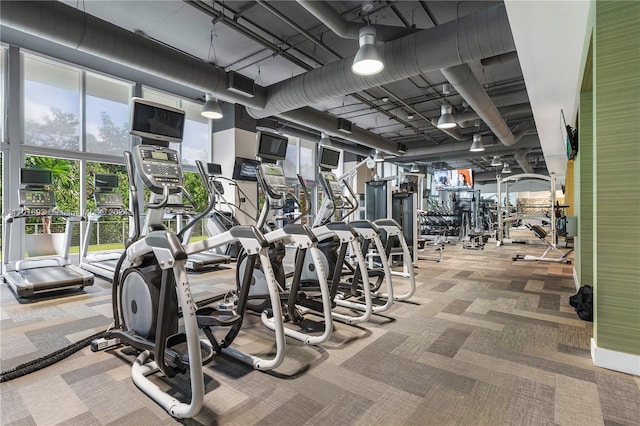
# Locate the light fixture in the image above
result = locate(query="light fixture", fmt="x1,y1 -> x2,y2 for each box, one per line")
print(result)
319,132 -> 331,146
407,113 -> 414,120
201,93 -> 223,119
410,164 -> 419,173
352,26 -> 384,76
374,150 -> 385,162
491,156 -> 502,167
436,103 -> 457,129
470,133 -> 484,152
502,162 -> 512,174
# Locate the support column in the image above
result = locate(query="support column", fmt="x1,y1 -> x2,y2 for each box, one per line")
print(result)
211,104 -> 258,225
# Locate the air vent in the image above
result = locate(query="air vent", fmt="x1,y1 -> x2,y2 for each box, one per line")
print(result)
337,118 -> 352,133
227,71 -> 255,98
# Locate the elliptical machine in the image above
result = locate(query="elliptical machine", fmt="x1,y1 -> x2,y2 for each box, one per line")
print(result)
100,99 -> 285,419
235,132 -> 335,344
314,168 -> 395,314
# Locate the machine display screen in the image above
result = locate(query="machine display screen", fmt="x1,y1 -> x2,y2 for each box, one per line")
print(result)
257,131 -> 288,161
319,145 -> 341,170
130,98 -> 185,142
151,151 -> 169,161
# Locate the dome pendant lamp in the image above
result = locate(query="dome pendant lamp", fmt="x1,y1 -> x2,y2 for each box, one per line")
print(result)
352,26 -> 384,76
201,93 -> 223,119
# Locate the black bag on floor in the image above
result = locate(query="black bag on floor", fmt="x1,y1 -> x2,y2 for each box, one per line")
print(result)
569,285 -> 593,322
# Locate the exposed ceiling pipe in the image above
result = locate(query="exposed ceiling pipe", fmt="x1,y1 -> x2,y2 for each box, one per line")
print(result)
441,63 -> 522,147
0,0 -> 267,109
296,0 -> 417,41
278,108 -> 399,155
0,0 -> 401,155
247,4 -> 515,119
480,52 -> 519,67
401,135 -> 541,162
428,119 -> 466,141
514,149 -> 535,173
270,125 -> 373,158
455,103 -> 532,128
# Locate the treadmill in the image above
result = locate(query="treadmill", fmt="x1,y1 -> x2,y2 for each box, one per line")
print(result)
79,174 -> 130,280
2,168 -> 94,298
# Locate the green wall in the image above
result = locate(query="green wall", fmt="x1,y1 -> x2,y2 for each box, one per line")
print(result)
576,90 -> 593,287
593,1 -> 640,355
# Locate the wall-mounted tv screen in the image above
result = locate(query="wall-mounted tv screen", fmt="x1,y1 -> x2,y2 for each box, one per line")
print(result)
319,145 -> 342,170
130,97 -> 185,143
232,157 -> 260,182
434,169 -> 473,190
20,168 -> 52,186
256,131 -> 288,162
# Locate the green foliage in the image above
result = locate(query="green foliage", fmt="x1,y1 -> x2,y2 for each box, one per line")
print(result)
183,172 -> 208,211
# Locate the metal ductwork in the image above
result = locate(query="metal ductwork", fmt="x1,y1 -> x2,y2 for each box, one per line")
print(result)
441,63 -> 523,147
0,1 -> 266,109
514,149 -> 535,173
455,103 -> 532,128
270,125 -> 373,158
0,0 -> 401,155
278,108 -> 399,155
296,0 -> 417,41
401,135 -> 541,162
247,4 -> 515,119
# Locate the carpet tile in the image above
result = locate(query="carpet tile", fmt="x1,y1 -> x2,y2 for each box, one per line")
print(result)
1,239 -> 638,425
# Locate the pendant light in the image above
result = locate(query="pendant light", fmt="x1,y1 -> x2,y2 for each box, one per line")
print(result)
491,156 -> 502,167
470,133 -> 485,152
352,26 -> 384,75
201,93 -> 223,119
502,162 -> 512,174
437,103 -> 457,129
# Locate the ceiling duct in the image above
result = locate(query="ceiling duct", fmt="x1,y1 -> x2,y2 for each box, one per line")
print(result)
0,1 -> 266,109
296,0 -> 416,41
401,135 -> 541,162
514,148 -> 535,173
455,103 -> 532,128
441,64 -> 522,147
278,108 -> 398,155
272,126 -> 373,157
0,0 -> 401,155
247,3 -> 515,119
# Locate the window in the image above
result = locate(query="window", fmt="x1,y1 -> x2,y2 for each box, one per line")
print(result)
23,54 -> 81,150
24,155 -> 81,249
85,162 -> 129,250
299,139 -> 316,182
85,72 -> 130,155
283,138 -> 297,178
181,100 -> 210,167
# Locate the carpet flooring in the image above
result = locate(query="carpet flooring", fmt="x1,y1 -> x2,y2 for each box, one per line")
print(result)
1,238 -> 639,426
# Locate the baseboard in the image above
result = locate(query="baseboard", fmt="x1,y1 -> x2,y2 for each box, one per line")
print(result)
591,338 -> 640,376
573,268 -> 580,291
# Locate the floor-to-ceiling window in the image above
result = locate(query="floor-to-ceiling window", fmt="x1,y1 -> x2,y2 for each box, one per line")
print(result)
23,55 -> 81,150
85,72 -> 131,155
